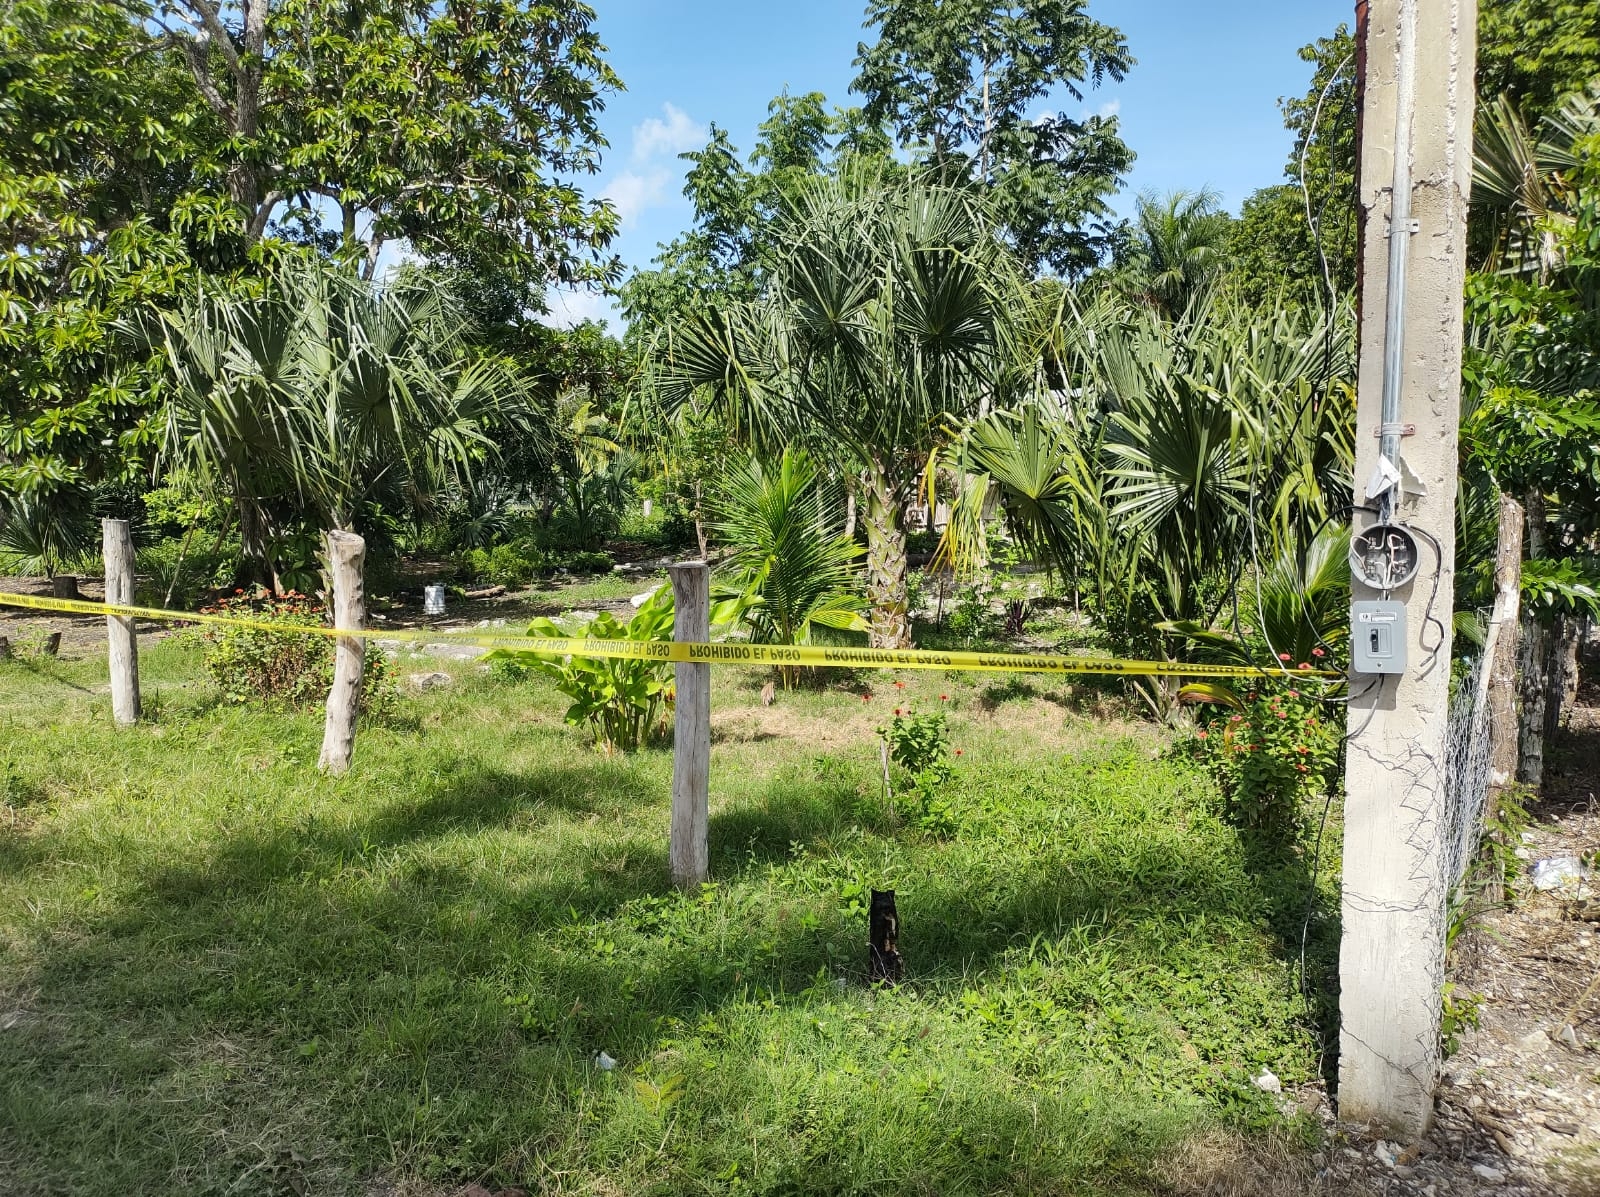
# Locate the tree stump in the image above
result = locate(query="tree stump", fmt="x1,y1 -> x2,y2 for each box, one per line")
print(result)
51,575 -> 80,601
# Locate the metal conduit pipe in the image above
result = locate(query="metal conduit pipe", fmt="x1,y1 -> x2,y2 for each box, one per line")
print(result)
1378,0 -> 1419,520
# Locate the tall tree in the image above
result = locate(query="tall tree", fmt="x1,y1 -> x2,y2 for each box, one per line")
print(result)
0,0 -> 228,507
619,91 -> 847,335
1116,189 -> 1233,320
152,0 -> 622,292
655,175 -> 1026,648
1477,0 -> 1600,123
1227,25 -> 1357,308
850,0 -> 1134,275
152,257 -> 525,587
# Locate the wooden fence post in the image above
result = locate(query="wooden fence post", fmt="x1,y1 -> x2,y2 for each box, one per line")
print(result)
102,518 -> 141,726
669,561 -> 711,889
318,530 -> 366,775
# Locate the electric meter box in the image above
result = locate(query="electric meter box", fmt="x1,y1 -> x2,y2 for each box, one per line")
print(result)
1352,600 -> 1407,675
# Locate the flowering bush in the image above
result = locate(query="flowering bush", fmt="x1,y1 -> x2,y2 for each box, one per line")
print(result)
877,703 -> 953,784
199,591 -> 398,717
1185,683 -> 1340,831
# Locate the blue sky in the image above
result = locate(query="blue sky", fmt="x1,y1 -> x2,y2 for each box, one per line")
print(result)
547,0 -> 1354,328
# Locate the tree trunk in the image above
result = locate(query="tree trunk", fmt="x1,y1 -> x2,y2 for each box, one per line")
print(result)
1518,488 -> 1547,787
864,457 -> 910,649
1482,494 -> 1523,902
692,480 -> 709,561
1546,613 -> 1582,739
318,530 -> 366,775
238,500 -> 272,591
50,574 -> 81,601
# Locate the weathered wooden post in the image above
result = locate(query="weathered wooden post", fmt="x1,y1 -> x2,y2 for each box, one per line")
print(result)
668,560 -> 711,888
102,518 -> 141,725
318,530 -> 366,775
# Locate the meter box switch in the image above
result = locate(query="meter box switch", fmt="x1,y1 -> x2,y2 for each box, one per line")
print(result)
1352,600 -> 1407,675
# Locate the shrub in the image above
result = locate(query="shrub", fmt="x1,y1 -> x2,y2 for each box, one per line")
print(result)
1184,681 -> 1340,831
459,541 -> 546,587
548,549 -> 613,575
136,537 -> 238,609
198,592 -> 398,718
492,586 -> 746,753
877,702 -> 953,784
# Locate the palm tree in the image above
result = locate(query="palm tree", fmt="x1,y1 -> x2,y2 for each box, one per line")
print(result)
150,258 -> 526,589
1118,189 -> 1233,320
944,292 -> 1354,714
710,448 -> 868,669
654,173 -> 1023,647
1471,84 -> 1599,278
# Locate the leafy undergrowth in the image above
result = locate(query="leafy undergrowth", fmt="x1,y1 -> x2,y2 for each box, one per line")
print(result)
0,642 -> 1337,1196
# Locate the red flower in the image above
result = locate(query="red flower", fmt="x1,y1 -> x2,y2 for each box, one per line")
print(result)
1277,652 -> 1291,662
1311,647 -> 1327,659
894,681 -> 906,690
862,693 -> 872,703
1288,689 -> 1300,698
1296,763 -> 1309,773
940,694 -> 949,702
894,708 -> 902,716
954,749 -> 964,757
1196,730 -> 1208,740
1277,712 -> 1287,719
1297,662 -> 1311,671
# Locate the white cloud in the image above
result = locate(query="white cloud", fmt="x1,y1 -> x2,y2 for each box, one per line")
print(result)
601,170 -> 670,230
631,102 -> 706,166
1097,99 -> 1121,120
544,287 -> 616,330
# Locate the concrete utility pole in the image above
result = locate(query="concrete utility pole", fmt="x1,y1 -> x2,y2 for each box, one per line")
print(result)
1338,0 -> 1476,1138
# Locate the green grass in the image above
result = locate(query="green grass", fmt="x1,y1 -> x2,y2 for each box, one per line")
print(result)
0,641 -> 1337,1196
519,570 -> 662,612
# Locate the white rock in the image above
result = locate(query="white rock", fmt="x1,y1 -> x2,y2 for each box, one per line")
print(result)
408,671 -> 452,690
1558,1023 -> 1581,1048
1374,1141 -> 1397,1167
594,1051 -> 617,1071
1252,1067 -> 1282,1094
1518,1029 -> 1550,1053
630,586 -> 663,608
1471,1163 -> 1506,1183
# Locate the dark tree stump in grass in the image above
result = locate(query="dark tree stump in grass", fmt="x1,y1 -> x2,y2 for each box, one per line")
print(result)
42,632 -> 61,657
51,575 -> 81,601
869,889 -> 903,984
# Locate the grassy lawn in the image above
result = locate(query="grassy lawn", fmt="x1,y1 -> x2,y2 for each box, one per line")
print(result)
0,639 -> 1336,1196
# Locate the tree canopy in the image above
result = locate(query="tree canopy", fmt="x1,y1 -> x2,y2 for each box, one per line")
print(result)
851,0 -> 1135,275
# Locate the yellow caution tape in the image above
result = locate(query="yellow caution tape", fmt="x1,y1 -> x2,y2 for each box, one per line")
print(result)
0,589 -> 1340,680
